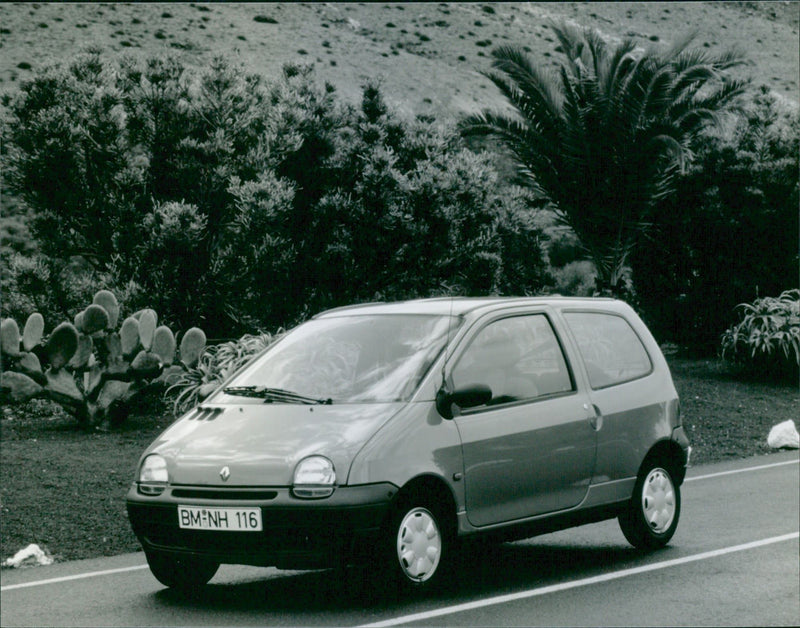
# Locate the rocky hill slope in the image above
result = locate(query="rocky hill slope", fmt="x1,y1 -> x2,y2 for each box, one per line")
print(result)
1,2 -> 797,122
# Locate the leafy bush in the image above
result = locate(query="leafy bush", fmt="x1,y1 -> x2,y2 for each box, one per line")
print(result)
547,261 -> 596,297
167,331 -> 280,415
721,289 -> 800,382
631,87 -> 799,353
3,52 -> 549,338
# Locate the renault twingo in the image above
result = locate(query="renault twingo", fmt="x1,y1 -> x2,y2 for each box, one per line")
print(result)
127,297 -> 690,590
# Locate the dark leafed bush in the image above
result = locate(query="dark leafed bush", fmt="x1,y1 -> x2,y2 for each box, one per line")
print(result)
3,53 -> 549,339
253,15 -> 278,24
631,87 -> 799,353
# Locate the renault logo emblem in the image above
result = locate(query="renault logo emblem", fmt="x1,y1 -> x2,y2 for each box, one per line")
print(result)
220,466 -> 231,481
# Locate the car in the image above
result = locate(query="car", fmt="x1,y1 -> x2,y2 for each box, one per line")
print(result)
127,296 -> 690,591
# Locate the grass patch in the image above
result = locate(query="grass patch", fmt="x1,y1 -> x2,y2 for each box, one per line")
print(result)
0,359 -> 797,564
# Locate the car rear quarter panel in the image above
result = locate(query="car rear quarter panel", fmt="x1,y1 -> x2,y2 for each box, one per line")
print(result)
555,302 -> 680,483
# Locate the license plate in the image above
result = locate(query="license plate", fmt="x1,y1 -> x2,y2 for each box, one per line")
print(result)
178,506 -> 262,531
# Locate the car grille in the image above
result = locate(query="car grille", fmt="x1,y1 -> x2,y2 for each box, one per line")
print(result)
170,488 -> 278,500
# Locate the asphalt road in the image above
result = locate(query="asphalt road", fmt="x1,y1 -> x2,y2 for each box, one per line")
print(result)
2,451 -> 798,627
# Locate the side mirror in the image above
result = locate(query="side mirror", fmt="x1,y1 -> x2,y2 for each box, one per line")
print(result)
436,383 -> 492,420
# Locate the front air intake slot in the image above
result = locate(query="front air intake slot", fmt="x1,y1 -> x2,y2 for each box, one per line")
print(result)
186,406 -> 223,422
171,488 -> 278,500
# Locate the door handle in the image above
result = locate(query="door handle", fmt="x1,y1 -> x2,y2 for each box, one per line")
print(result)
583,403 -> 603,431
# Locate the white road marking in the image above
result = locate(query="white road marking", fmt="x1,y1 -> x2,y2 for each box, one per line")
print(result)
2,456 -> 797,593
686,458 -> 798,483
1,564 -> 149,592
359,532 -> 800,627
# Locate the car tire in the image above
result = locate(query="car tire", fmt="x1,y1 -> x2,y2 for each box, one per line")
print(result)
385,494 -> 450,591
619,460 -> 681,550
145,550 -> 219,590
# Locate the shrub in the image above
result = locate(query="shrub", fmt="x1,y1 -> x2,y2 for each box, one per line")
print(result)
721,289 -> 800,382
3,52 -> 549,341
547,261 -> 596,297
631,87 -> 799,353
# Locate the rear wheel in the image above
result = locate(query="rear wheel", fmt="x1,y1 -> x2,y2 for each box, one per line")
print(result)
619,461 -> 681,549
145,550 -> 219,590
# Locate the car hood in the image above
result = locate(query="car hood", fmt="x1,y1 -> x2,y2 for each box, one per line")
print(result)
148,402 -> 404,486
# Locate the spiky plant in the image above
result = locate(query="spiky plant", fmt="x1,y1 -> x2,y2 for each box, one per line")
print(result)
461,23 -> 747,295
722,289 -> 800,381
167,331 -> 282,415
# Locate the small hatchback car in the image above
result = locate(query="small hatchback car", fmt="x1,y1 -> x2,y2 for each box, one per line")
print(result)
127,297 -> 690,590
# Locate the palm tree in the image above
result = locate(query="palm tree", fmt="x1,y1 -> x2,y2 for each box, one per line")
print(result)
461,23 -> 747,296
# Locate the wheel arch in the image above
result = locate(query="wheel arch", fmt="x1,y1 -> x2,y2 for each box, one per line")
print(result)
388,473 -> 459,538
641,439 -> 687,484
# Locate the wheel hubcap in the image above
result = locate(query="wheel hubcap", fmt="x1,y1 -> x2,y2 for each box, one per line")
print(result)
396,507 -> 442,582
642,468 -> 676,534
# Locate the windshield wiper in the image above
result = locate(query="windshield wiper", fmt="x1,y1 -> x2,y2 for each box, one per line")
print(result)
222,386 -> 332,405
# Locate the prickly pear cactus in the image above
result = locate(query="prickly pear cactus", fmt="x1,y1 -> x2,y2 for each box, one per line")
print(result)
0,289 -> 206,429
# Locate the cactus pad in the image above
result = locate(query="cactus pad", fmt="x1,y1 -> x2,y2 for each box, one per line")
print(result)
131,350 -> 162,379
81,304 -> 110,335
18,352 -> 45,384
152,326 -> 176,365
1,318 -> 21,357
120,317 -> 140,357
46,368 -> 84,404
92,290 -> 120,329
1,371 -> 43,402
180,327 -> 207,368
22,313 -> 45,351
45,322 -> 80,370
68,335 -> 94,370
96,380 -> 133,413
138,310 -> 158,351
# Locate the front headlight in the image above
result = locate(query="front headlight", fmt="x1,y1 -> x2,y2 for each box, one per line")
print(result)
138,454 -> 168,496
292,455 -> 336,499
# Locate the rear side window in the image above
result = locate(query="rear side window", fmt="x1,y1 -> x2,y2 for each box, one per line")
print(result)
451,314 -> 574,407
563,312 -> 652,389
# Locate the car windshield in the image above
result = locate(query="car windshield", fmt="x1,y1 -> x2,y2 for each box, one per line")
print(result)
222,314 -> 461,403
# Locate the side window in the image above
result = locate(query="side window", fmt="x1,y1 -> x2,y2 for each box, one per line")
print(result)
563,312 -> 652,389
451,314 -> 573,408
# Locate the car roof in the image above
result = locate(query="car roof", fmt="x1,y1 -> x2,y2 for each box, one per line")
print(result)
314,296 -> 619,319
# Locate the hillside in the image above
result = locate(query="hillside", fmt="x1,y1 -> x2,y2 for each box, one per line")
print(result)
0,2 -> 798,124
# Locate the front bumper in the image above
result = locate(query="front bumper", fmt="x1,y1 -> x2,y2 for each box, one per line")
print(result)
126,483 -> 396,569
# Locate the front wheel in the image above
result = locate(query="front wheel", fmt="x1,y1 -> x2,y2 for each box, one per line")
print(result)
145,550 -> 219,590
619,462 -> 681,550
385,498 -> 451,591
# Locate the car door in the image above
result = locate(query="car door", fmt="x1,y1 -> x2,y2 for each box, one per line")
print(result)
449,311 -> 597,527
